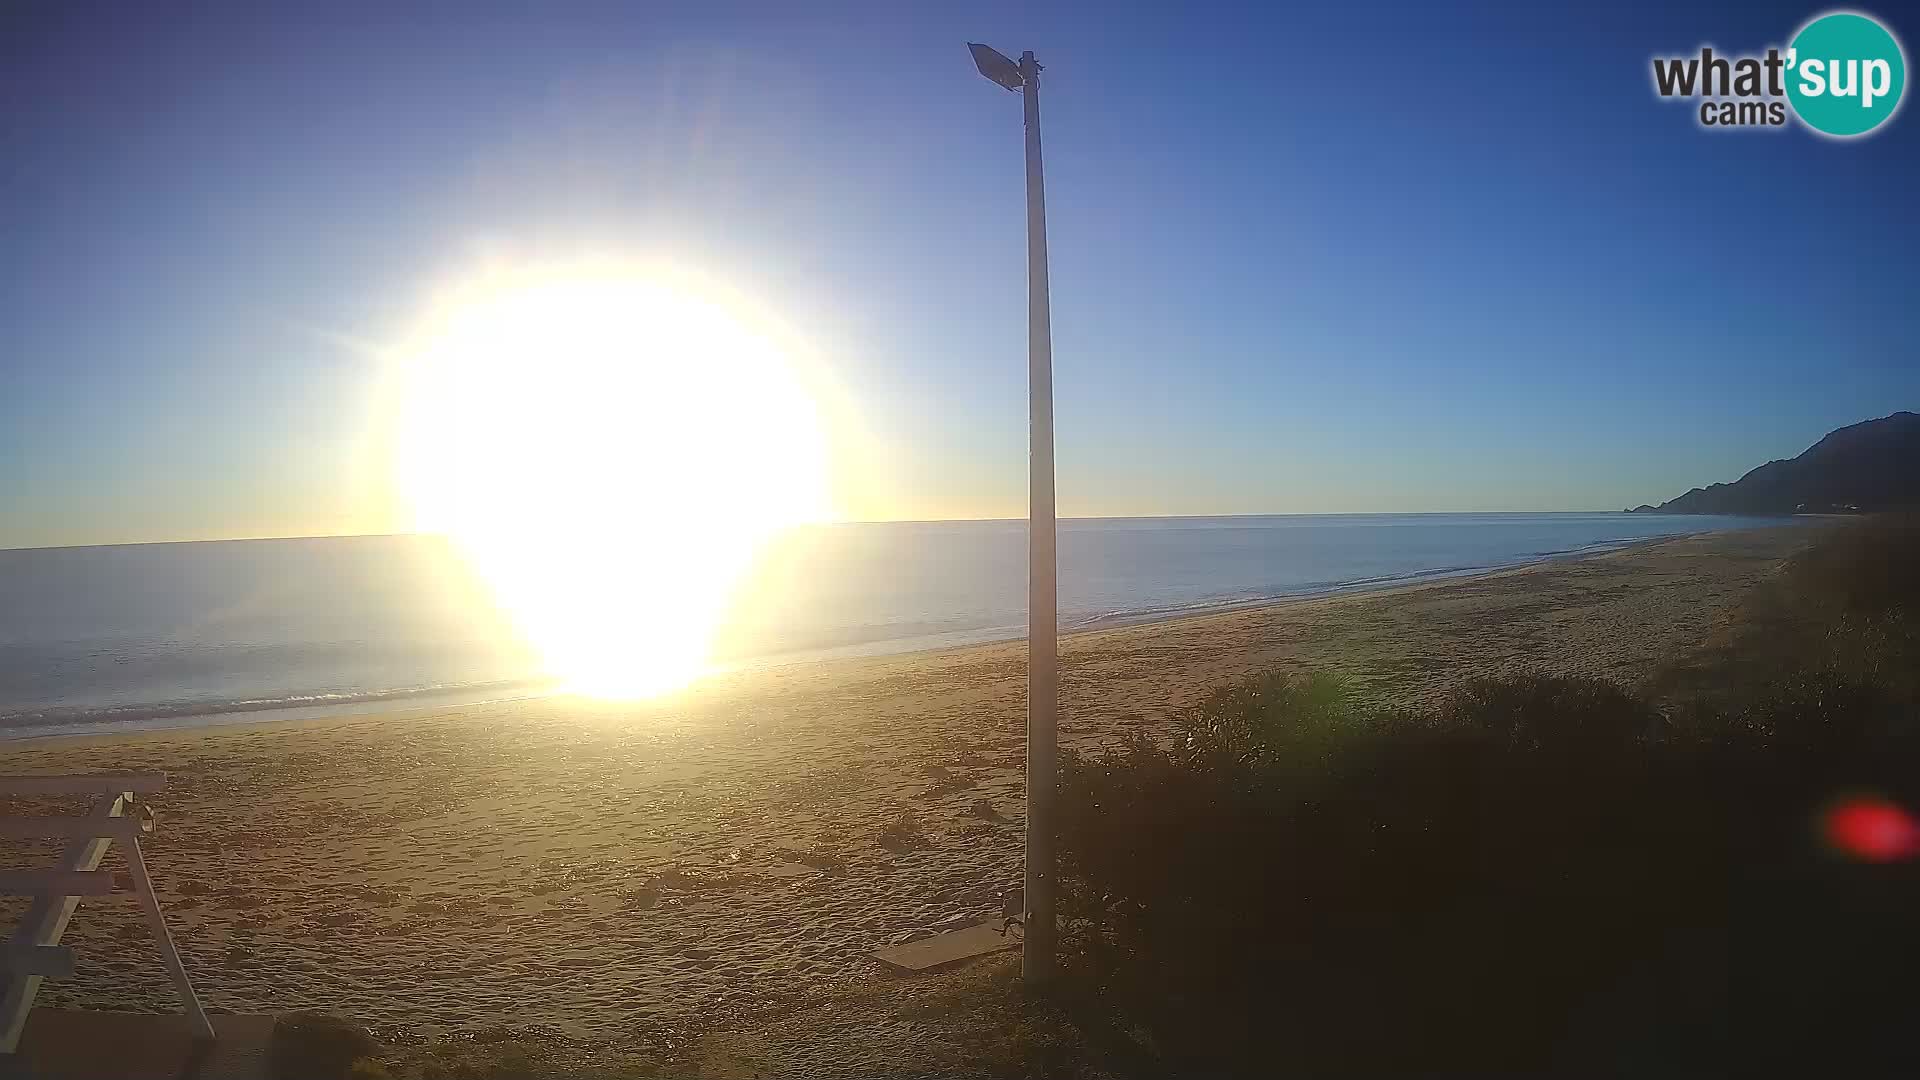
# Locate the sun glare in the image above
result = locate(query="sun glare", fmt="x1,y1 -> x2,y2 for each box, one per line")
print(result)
395,263 -> 831,698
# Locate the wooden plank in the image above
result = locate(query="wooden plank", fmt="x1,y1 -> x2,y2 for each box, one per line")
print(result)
0,871 -> 119,897
871,920 -> 1019,974
0,773 -> 167,797
0,945 -> 74,979
1,794 -> 124,1053
0,816 -> 147,841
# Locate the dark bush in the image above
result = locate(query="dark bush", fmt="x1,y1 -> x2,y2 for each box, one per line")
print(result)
1056,665 -> 1920,1075
1744,668 -> 1908,747
1438,670 -> 1663,749
270,1013 -> 378,1080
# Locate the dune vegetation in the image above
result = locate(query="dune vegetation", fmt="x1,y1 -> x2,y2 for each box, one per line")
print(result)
1052,516 -> 1920,1075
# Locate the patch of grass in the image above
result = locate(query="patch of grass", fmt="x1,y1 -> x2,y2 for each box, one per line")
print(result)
1787,514 -> 1920,620
1656,516 -> 1920,709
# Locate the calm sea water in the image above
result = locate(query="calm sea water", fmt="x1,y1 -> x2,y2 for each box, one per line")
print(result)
0,513 -> 1791,735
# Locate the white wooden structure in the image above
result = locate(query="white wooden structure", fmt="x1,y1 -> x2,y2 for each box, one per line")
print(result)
0,773 -> 212,1055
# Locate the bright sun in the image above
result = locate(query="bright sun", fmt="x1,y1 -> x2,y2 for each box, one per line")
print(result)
395,262 -> 831,698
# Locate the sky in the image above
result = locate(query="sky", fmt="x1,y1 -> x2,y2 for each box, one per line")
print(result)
2,0 -> 1916,549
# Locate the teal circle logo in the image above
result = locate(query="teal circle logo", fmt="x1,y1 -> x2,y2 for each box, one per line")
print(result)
1786,12 -> 1907,137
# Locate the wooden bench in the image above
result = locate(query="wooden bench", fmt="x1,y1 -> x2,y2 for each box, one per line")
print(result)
0,773 -> 212,1055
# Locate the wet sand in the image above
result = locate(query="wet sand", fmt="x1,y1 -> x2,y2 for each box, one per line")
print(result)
0,526 -> 1811,1039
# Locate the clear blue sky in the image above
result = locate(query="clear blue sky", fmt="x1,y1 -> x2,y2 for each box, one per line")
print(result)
2,0 -> 1915,548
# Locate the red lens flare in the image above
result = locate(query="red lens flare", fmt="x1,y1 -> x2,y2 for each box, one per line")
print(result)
1824,798 -> 1920,862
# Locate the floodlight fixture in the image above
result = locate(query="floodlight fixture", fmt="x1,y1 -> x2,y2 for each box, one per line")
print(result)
969,43 -> 1025,92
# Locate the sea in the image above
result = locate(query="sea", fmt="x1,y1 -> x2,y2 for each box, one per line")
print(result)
0,513 -> 1793,738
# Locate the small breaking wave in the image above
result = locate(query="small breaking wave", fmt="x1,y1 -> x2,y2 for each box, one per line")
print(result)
1063,538 -> 1667,633
0,677 -> 558,737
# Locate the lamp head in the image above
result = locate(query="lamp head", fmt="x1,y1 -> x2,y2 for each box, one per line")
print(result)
969,43 -> 1025,92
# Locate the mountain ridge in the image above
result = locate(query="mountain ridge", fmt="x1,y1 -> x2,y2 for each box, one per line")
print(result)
1629,411 -> 1920,515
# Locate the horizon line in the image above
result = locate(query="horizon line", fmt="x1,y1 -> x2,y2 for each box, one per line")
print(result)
1,508 -> 1679,553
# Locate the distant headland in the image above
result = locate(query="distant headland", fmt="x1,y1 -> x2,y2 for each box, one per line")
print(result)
1629,411 -> 1920,515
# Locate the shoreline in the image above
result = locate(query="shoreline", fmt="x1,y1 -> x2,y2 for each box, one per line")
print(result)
0,525 -> 1818,1033
0,522 -> 1794,746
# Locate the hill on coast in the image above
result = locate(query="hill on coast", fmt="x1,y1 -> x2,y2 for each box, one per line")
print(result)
1630,411 -> 1920,515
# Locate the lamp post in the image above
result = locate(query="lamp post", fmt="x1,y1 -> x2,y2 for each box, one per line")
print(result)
969,42 -> 1057,985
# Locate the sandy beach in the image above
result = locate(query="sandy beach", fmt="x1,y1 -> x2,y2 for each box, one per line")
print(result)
0,526 -> 1811,1040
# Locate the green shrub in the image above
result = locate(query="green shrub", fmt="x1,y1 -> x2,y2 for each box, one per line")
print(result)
1172,670 -> 1367,774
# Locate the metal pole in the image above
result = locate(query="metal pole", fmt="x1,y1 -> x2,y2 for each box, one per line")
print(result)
1018,49 -> 1058,986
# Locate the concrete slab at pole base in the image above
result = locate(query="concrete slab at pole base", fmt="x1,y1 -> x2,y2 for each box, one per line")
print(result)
3,1011 -> 277,1080
871,921 -> 1020,974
